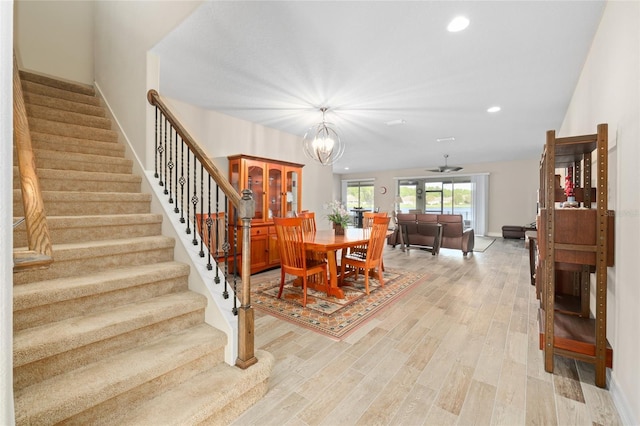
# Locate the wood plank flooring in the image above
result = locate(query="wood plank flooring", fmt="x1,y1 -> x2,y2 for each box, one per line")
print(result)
231,238 -> 622,425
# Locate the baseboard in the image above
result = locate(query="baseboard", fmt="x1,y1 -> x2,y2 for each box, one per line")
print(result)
610,370 -> 638,426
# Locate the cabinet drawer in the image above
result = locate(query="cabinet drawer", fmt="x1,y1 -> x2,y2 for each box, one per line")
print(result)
251,226 -> 268,237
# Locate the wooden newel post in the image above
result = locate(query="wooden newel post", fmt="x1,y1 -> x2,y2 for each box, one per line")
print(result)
236,189 -> 257,369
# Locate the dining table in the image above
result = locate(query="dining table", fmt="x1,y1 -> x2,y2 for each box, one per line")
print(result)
303,227 -> 378,299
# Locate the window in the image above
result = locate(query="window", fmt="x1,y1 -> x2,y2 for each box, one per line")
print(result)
345,181 -> 374,211
396,176 -> 486,234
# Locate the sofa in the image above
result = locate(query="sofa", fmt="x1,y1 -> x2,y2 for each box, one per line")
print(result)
388,213 -> 475,256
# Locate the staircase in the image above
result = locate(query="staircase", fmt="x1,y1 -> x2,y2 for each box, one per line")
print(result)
12,71 -> 273,425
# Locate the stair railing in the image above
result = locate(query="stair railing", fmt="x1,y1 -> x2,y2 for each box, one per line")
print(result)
12,54 -> 53,272
147,90 -> 257,369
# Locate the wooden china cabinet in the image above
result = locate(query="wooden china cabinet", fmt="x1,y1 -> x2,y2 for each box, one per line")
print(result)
228,154 -> 303,274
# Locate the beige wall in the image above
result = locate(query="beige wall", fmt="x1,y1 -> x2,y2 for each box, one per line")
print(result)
161,97 -> 335,229
559,1 -> 639,423
14,0 -> 94,84
339,157 -> 540,237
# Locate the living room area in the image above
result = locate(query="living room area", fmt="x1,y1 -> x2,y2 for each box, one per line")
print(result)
4,1 -> 639,424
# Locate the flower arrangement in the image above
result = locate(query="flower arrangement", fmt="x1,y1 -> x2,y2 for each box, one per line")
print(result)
564,167 -> 574,198
324,200 -> 350,227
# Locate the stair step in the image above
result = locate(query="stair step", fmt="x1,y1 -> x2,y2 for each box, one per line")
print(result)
14,261 -> 190,330
13,213 -> 161,247
14,190 -> 151,216
110,350 -> 274,426
20,70 -> 96,96
31,132 -> 125,157
14,323 -> 226,425
14,291 -> 207,368
13,167 -> 141,193
23,91 -> 106,118
28,148 -> 133,173
28,117 -> 118,143
26,103 -> 112,130
21,80 -> 101,107
13,235 -> 175,285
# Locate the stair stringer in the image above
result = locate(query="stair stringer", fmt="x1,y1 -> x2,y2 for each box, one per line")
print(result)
94,82 -> 240,365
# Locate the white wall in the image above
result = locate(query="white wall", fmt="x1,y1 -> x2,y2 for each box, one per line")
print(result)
160,97 -> 335,229
93,1 -> 202,168
14,0 -> 94,84
2,2 -> 15,423
339,157 -> 540,237
559,1 -> 639,423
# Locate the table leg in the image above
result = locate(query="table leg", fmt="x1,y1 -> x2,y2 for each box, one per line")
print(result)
325,249 -> 345,299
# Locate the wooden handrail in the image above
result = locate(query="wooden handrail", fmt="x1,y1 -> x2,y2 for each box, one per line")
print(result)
13,54 -> 53,272
147,90 -> 242,207
147,89 -> 257,369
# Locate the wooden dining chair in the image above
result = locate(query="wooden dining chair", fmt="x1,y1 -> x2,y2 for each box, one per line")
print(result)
298,211 -> 317,232
273,217 -> 328,307
354,211 -> 388,271
340,215 -> 390,294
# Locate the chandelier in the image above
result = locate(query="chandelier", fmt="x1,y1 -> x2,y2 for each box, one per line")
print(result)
302,108 -> 345,166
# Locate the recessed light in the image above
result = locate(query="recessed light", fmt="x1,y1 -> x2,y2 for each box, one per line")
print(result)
344,167 -> 349,170
436,137 -> 456,143
447,16 -> 470,32
385,119 -> 406,126
487,106 -> 501,113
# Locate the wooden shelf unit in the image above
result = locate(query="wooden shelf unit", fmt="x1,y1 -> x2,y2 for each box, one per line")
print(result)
537,123 -> 614,388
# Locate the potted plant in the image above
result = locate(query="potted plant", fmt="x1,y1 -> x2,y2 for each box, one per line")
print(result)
324,200 -> 350,234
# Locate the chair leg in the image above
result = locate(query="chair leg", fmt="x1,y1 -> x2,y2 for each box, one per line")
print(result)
364,271 -> 370,295
277,269 -> 286,299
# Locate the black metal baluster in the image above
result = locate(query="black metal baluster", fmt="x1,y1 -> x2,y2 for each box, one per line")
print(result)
185,150 -> 191,234
191,161 -> 199,245
205,175 -> 213,269
214,185 -> 221,284
154,106 -> 159,179
231,207 -> 238,314
173,129 -> 179,213
162,116 -> 168,192
178,137 -> 185,221
167,126 -> 173,200
158,113 -> 164,187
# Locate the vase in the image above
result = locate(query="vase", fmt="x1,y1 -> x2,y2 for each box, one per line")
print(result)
333,223 -> 345,235
563,196 -> 579,208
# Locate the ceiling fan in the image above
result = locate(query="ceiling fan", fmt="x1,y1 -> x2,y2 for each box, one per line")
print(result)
427,154 -> 463,173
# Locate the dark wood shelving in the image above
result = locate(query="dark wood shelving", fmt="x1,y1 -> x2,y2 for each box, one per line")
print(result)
537,123 -> 613,388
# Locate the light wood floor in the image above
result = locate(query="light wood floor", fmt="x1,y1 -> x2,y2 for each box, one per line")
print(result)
231,238 -> 622,425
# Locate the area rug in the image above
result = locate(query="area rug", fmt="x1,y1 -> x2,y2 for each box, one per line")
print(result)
474,236 -> 496,252
252,269 -> 429,340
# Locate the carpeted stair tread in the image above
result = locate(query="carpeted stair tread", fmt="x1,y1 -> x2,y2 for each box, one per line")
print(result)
13,167 -> 141,192
21,80 -> 101,107
28,117 -> 118,143
14,261 -> 188,311
30,132 -> 125,157
13,213 -> 162,247
14,189 -> 152,216
30,148 -> 133,173
23,91 -> 105,117
26,103 -> 112,130
12,236 -> 176,285
14,291 -> 207,367
121,350 -> 275,426
14,323 -> 226,425
20,70 -> 95,96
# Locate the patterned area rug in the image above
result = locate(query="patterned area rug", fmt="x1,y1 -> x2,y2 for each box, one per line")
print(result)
252,268 -> 429,340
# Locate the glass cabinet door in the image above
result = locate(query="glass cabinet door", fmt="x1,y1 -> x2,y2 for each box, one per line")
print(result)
246,161 -> 265,221
268,165 -> 282,219
286,169 -> 299,217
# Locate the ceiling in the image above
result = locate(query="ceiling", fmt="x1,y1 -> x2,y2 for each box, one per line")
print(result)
152,1 -> 605,174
